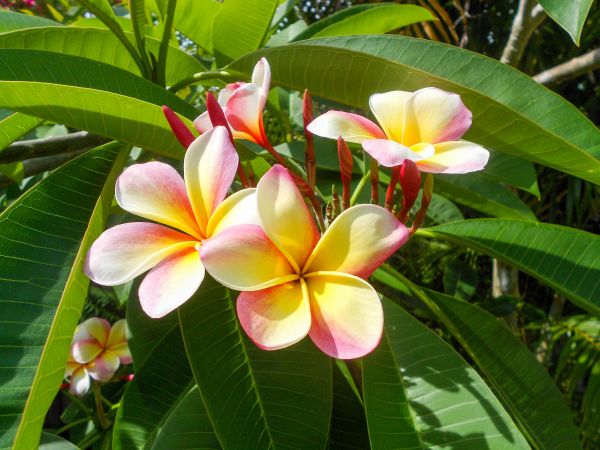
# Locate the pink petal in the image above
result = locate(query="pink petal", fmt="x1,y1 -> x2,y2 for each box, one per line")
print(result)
88,351 -> 120,382
416,141 -> 490,174
193,111 -> 213,134
369,90 -> 413,142
224,83 -> 264,144
251,57 -> 271,110
305,205 -> 408,278
237,280 -> 311,351
257,165 -> 320,271
306,272 -> 384,359
409,87 -> 472,144
115,162 -> 202,239
69,366 -> 90,396
139,247 -> 205,318
73,317 -> 111,345
72,339 -> 103,364
85,222 -> 197,286
184,126 -> 239,233
206,188 -> 261,238
200,224 -> 296,291
362,139 -> 424,167
307,110 -> 386,144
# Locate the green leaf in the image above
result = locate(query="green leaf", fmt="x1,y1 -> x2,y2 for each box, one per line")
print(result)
0,111 -> 42,152
362,298 -> 529,449
229,35 -> 600,185
38,432 -> 80,450
0,10 -> 61,33
0,26 -> 206,85
129,0 -> 147,62
483,152 -> 540,198
213,0 -> 279,64
420,219 -> 600,315
0,142 -> 127,449
173,0 -> 220,52
538,0 -> 593,45
178,276 -> 332,449
292,4 -> 434,42
423,289 -> 582,449
435,174 -> 536,220
425,193 -> 464,224
0,49 -> 197,158
328,363 -> 369,450
114,299 -> 219,450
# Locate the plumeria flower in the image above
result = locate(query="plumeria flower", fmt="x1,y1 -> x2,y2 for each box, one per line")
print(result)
65,318 -> 131,396
201,165 -> 409,359
194,58 -> 270,147
85,127 -> 259,318
308,87 -> 489,173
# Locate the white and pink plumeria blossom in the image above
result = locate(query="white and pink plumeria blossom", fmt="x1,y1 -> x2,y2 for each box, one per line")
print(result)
194,58 -> 271,147
201,165 -> 409,359
307,87 -> 490,173
65,318 -> 131,396
84,126 -> 259,318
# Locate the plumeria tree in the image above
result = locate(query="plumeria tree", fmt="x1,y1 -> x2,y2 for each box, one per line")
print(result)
0,1 -> 598,449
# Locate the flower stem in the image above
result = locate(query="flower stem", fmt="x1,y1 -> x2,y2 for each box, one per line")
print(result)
167,70 -> 237,93
55,416 -> 93,435
92,382 -> 111,430
350,172 -> 370,206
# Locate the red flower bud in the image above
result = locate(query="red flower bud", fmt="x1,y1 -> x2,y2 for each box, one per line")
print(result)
162,105 -> 195,149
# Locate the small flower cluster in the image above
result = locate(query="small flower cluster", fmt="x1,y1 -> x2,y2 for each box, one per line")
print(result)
83,59 -> 489,360
65,318 -> 131,396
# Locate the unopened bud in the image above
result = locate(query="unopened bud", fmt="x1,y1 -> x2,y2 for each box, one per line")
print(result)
162,105 -> 195,149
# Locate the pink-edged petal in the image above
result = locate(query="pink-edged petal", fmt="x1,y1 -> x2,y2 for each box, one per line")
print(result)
115,162 -> 202,239
73,317 -> 111,345
106,319 -> 132,364
184,126 -> 239,233
305,204 -> 408,278
369,90 -> 413,142
218,82 -> 243,106
225,83 -> 264,144
72,339 -> 103,364
251,57 -> 271,109
307,111 -> 386,144
85,222 -> 197,286
306,272 -> 383,359
416,141 -> 490,174
409,87 -> 472,144
88,351 -> 120,382
193,111 -> 213,134
362,139 -> 425,168
201,224 -> 296,291
69,367 -> 90,396
257,165 -> 320,271
65,354 -> 79,377
237,280 -> 311,351
138,247 -> 205,318
206,188 -> 260,238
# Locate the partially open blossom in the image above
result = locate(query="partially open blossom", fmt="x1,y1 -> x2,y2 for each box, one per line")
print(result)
201,165 -> 409,359
85,127 -> 259,318
65,318 -> 131,396
308,87 -> 489,173
194,58 -> 271,147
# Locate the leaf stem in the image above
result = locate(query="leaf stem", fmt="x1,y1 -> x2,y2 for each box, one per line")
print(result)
55,416 -> 92,435
62,389 -> 94,416
156,0 -> 178,87
167,70 -> 238,93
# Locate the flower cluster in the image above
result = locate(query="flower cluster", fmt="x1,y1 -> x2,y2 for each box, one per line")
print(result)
83,58 -> 489,360
65,318 -> 131,396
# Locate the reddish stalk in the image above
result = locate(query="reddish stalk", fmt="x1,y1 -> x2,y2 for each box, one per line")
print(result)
370,159 -> 379,204
337,137 -> 353,210
303,90 -> 316,190
397,160 -> 421,223
409,173 -> 433,234
385,166 -> 401,211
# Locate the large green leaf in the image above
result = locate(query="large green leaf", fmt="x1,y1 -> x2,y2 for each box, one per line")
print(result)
0,10 -> 61,33
0,49 -> 197,157
0,27 -> 206,85
435,174 -> 537,220
362,298 -> 529,449
0,142 -> 127,450
173,0 -> 220,52
538,0 -> 593,45
291,4 -> 433,42
483,151 -> 539,198
229,35 -> 600,185
114,298 -> 219,450
0,111 -> 42,152
212,0 -> 279,64
178,277 -> 332,449
419,219 -> 600,315
424,289 -> 582,449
